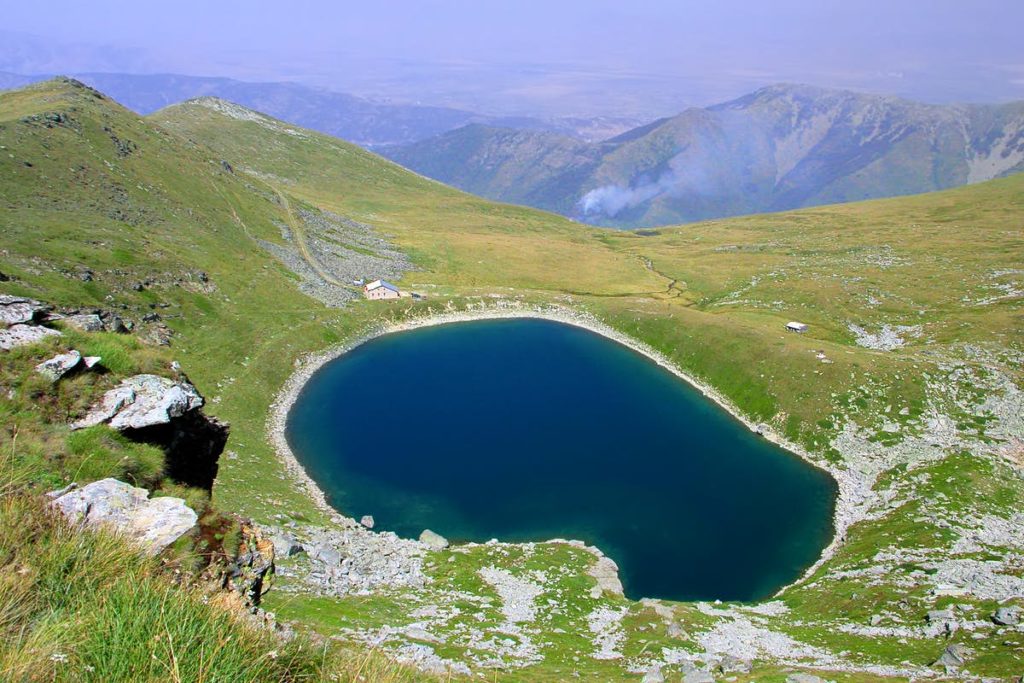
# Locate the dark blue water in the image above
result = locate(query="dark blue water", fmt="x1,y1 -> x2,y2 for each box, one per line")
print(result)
286,319 -> 836,602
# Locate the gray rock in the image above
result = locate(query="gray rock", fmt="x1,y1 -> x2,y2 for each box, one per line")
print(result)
588,552 -> 624,596
63,314 -> 104,332
993,606 -> 1022,626
927,608 -> 955,623
0,295 -> 48,325
270,532 -> 304,558
419,529 -> 449,550
49,478 -> 197,554
869,614 -> 883,626
0,323 -> 61,350
83,355 -> 102,369
641,665 -> 664,683
360,515 -> 375,529
106,316 -> 129,334
932,643 -> 969,669
718,655 -> 752,674
71,374 -> 204,431
35,350 -> 82,381
311,543 -> 343,566
683,670 -> 715,683
785,675 -> 825,683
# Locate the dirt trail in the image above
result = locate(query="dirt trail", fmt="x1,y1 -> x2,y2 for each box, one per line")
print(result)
272,186 -> 344,287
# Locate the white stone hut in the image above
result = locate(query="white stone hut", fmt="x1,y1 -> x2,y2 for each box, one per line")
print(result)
364,279 -> 401,300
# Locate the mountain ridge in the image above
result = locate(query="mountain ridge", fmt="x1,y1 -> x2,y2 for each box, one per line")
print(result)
382,83 -> 1024,227
0,70 -> 640,147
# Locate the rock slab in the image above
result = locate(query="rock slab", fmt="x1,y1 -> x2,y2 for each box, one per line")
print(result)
35,350 -> 82,381
0,323 -> 61,350
49,478 -> 197,554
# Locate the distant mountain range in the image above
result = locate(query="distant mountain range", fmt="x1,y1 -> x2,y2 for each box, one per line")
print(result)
381,84 -> 1024,227
0,71 -> 638,147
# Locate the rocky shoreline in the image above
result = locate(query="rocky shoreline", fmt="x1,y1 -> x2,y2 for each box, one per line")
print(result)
265,300 -> 854,597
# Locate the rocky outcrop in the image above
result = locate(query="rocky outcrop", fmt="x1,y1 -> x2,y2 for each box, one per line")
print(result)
0,294 -> 50,325
71,374 -> 227,491
48,478 -> 197,554
72,374 -> 204,430
0,323 -> 61,350
587,550 -> 625,597
224,523 -> 275,607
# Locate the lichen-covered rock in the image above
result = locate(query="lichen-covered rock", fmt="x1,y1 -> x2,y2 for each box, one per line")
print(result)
0,294 -> 49,325
0,323 -> 61,350
360,515 -> 375,529
71,374 -> 203,430
63,313 -> 104,332
419,529 -> 449,550
49,478 -> 197,554
35,350 -> 82,381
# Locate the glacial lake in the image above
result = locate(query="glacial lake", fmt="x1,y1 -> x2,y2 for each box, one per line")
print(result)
286,318 -> 837,602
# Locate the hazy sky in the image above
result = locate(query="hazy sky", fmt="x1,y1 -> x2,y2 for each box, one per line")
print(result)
4,1 -> 1023,117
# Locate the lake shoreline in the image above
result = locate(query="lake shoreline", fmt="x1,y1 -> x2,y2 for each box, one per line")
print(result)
266,302 -> 854,596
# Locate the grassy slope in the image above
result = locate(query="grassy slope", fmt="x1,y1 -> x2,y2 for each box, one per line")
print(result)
1,79 -> 1021,679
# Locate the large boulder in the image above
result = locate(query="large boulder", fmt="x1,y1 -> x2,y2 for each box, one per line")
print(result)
35,350 -> 82,381
0,294 -> 49,325
72,374 -> 204,431
0,323 -> 61,350
49,478 -> 197,554
419,529 -> 449,550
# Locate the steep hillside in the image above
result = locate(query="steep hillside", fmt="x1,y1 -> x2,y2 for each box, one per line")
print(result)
2,79 -> 1022,681
383,84 -> 1024,227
